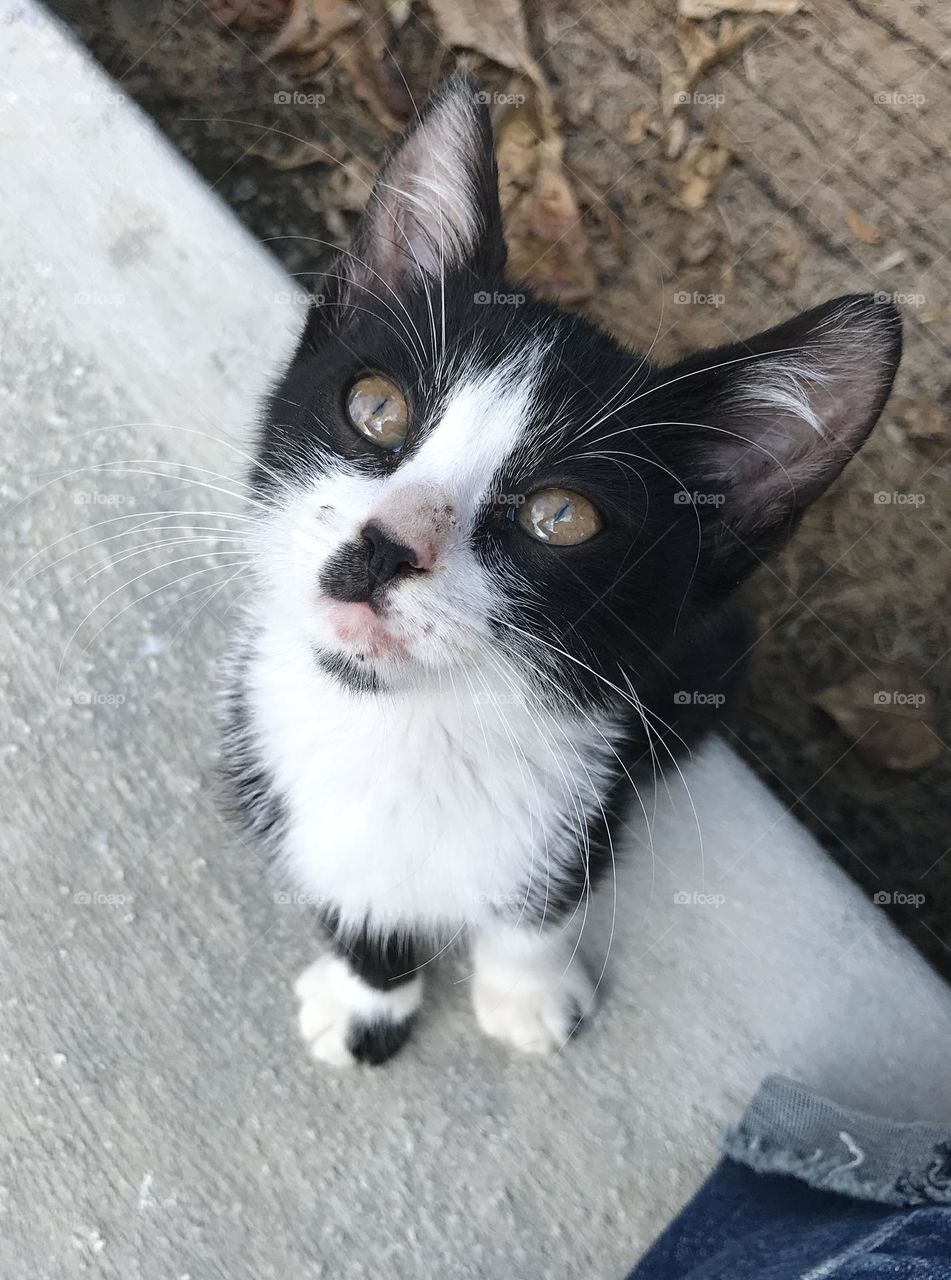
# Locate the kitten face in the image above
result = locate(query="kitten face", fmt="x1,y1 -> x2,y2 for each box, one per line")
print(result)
249,74 -> 901,707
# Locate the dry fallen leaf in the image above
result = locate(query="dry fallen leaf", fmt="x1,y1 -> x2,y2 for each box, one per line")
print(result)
263,0 -> 413,133
265,0 -> 360,57
496,84 -> 596,304
665,112 -> 689,160
678,0 -> 801,17
760,223 -> 802,288
676,17 -> 755,87
815,666 -> 941,773
845,209 -> 883,245
679,218 -> 720,266
425,0 -> 530,71
677,123 -> 733,210
427,0 -> 596,305
205,0 -> 287,29
887,396 -> 951,460
626,105 -> 651,144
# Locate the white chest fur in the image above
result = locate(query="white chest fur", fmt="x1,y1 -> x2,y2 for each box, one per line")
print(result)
244,626 -> 619,935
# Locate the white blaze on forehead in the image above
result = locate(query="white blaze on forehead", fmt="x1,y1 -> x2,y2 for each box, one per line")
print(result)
397,344 -> 545,513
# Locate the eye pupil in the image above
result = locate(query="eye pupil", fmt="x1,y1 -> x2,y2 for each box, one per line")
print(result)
346,375 -> 408,451
516,488 -> 602,546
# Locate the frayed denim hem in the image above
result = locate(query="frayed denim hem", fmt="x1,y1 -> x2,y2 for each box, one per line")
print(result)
721,1076 -> 951,1207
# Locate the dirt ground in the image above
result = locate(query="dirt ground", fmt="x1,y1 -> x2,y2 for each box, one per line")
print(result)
50,0 -> 951,975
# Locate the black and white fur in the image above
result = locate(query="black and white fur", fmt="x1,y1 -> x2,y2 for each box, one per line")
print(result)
222,75 -> 901,1065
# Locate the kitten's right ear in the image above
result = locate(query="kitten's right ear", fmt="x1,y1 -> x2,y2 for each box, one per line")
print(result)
305,72 -> 506,339
669,294 -> 902,585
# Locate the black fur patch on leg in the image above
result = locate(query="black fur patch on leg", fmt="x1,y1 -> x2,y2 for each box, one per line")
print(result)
333,922 -> 418,990
346,1015 -> 415,1065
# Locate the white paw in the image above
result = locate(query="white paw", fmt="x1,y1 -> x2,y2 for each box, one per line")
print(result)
294,955 -> 422,1067
472,962 -> 595,1055
295,956 -> 360,1066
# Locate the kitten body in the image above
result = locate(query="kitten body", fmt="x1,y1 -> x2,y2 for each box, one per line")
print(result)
222,75 -> 901,1064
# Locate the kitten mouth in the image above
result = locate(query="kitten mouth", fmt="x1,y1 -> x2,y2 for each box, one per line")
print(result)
322,600 -> 407,660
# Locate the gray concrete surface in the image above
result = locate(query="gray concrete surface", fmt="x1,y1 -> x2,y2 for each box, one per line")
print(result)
2,7 -> 951,1279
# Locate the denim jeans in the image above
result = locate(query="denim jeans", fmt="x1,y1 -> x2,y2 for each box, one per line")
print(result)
628,1078 -> 951,1279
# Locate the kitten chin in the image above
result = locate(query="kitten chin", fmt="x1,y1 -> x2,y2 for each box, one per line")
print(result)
221,72 -> 901,1065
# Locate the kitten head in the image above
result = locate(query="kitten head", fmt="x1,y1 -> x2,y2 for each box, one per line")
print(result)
250,74 -> 901,706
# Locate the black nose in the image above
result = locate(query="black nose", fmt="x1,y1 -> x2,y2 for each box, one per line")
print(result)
361,522 -> 419,593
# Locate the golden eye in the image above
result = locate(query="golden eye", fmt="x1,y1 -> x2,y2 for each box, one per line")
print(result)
346,375 -> 408,451
517,488 -> 602,546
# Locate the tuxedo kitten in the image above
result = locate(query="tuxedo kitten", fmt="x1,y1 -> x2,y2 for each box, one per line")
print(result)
222,73 -> 901,1066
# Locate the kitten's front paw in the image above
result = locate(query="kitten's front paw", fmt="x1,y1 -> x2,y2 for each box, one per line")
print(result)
472,961 -> 595,1055
294,955 -> 421,1067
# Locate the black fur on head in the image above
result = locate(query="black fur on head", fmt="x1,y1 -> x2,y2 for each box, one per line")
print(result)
251,72 -> 902,725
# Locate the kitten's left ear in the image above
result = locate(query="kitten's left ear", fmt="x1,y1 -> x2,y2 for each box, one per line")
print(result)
312,73 -> 505,330
670,294 -> 902,583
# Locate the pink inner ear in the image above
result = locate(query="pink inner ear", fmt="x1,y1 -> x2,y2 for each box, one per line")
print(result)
344,74 -> 504,296
711,299 -> 901,520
